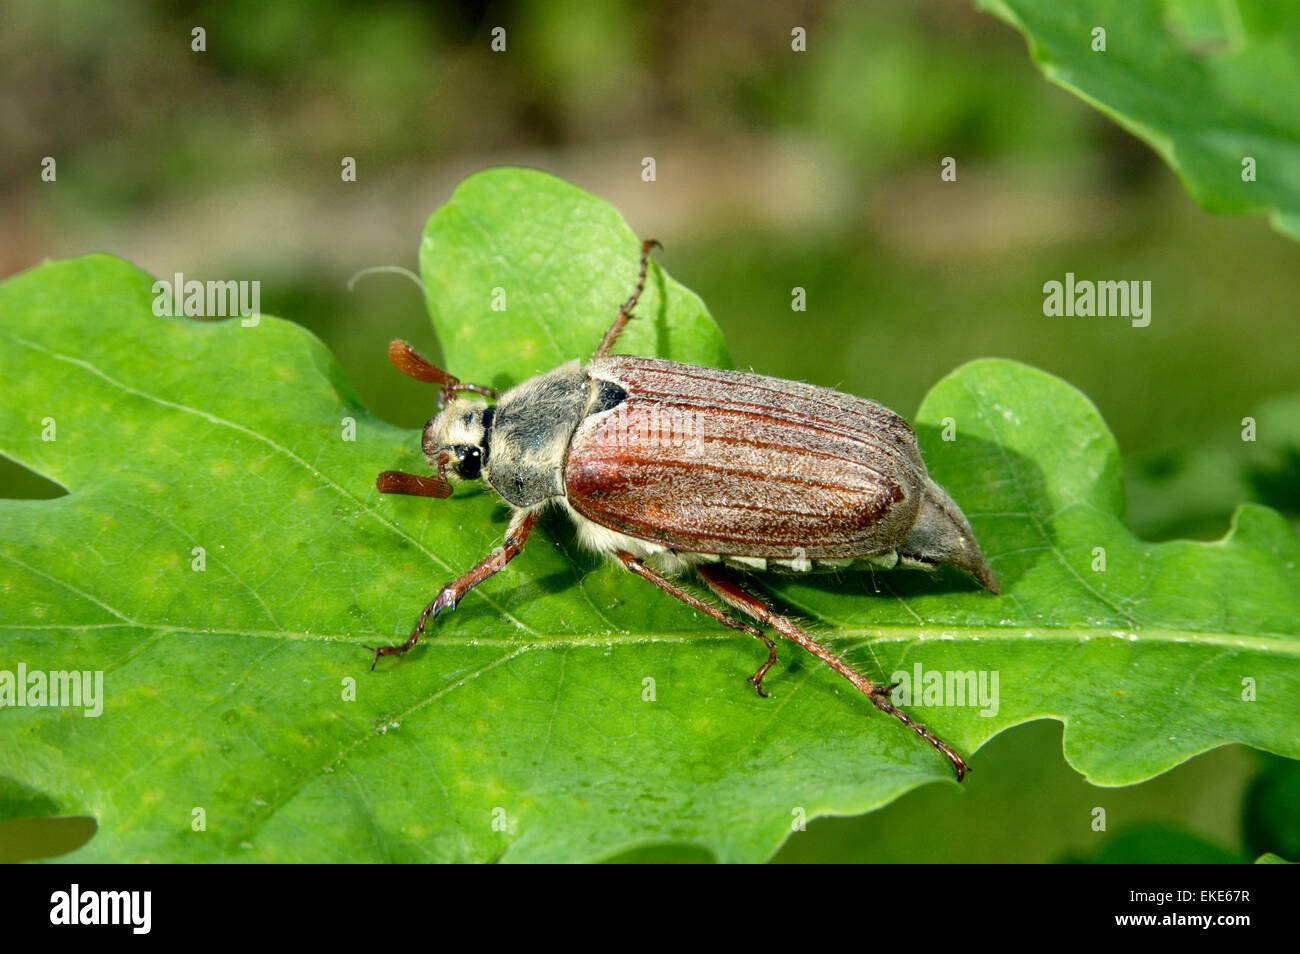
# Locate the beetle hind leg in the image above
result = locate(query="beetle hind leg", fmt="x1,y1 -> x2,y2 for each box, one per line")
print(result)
614,550 -> 775,695
695,564 -> 969,781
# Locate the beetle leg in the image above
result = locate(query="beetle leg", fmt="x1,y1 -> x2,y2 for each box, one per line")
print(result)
695,565 -> 969,781
365,508 -> 538,670
614,550 -> 776,696
593,238 -> 661,359
693,567 -> 779,696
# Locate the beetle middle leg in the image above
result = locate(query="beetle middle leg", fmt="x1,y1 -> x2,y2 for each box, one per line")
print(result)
365,508 -> 539,670
593,238 -> 661,359
613,550 -> 777,696
695,564 -> 969,781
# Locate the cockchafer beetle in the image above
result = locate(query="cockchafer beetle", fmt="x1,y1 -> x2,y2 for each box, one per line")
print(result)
370,240 -> 999,780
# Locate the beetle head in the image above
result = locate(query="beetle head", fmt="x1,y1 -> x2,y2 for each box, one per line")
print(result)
422,398 -> 494,488
897,478 -> 1000,593
375,340 -> 498,500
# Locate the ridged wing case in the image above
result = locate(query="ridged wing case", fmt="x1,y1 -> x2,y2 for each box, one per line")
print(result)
563,356 -> 928,559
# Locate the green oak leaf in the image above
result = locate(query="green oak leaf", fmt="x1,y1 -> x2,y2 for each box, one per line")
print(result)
1,169 -> 1297,863
978,0 -> 1300,240
420,167 -> 730,384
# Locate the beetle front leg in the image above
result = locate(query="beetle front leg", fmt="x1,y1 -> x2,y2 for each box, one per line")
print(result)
696,564 -> 969,781
366,508 -> 539,669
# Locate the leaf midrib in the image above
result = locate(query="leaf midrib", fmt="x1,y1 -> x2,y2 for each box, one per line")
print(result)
4,620 -> 1296,655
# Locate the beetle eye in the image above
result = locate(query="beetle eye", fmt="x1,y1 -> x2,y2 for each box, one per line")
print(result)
456,445 -> 482,480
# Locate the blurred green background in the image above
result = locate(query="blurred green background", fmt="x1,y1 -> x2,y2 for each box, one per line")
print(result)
2,0 -> 1296,862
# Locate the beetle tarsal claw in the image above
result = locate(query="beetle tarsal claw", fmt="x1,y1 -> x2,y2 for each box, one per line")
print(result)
363,641 -> 405,671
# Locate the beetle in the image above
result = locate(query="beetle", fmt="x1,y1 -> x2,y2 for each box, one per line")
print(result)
370,240 -> 999,780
